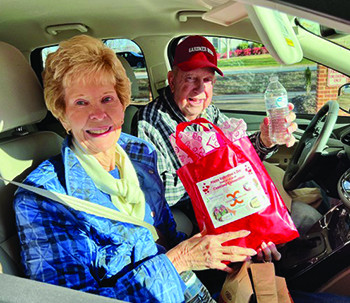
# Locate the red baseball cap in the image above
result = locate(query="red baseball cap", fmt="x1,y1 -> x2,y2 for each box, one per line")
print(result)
172,35 -> 224,76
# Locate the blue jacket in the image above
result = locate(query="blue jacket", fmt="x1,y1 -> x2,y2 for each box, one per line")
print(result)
14,133 -> 187,303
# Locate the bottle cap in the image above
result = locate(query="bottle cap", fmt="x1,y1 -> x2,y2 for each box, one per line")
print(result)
270,76 -> 278,82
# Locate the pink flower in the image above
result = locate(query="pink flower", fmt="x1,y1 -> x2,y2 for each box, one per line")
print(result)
243,48 -> 251,56
252,47 -> 261,55
234,49 -> 243,56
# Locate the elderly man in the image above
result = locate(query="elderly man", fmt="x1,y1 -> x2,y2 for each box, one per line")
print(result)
132,35 -> 320,236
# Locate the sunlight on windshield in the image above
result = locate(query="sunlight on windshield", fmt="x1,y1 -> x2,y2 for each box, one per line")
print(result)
299,18 -> 350,50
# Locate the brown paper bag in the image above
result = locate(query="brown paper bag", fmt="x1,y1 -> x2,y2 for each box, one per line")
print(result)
219,262 -> 293,303
276,277 -> 294,303
219,262 -> 254,303
250,263 -> 278,303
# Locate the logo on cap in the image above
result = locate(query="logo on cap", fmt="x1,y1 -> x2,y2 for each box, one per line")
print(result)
173,35 -> 224,76
189,46 -> 214,56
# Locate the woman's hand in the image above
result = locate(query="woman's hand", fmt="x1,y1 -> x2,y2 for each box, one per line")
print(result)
260,103 -> 298,148
166,230 -> 256,274
255,241 -> 281,262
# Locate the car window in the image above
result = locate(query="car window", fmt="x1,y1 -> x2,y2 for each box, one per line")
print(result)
192,36 -> 350,117
40,39 -> 152,105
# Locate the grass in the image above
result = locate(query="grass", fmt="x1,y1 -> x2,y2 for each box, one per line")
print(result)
217,54 -> 313,69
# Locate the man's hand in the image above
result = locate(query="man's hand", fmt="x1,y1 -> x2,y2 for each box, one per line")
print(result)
255,241 -> 281,262
260,103 -> 298,148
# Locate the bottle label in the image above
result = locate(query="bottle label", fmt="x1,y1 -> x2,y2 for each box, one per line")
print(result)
266,95 -> 288,109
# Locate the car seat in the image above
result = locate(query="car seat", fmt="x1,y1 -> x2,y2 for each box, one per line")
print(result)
116,54 -> 140,135
0,41 -> 63,276
116,54 -> 139,101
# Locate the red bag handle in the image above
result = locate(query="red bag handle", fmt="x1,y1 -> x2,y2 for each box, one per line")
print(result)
175,117 -> 235,161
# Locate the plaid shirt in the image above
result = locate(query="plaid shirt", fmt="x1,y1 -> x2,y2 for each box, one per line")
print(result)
14,134 -> 187,303
132,86 -> 277,207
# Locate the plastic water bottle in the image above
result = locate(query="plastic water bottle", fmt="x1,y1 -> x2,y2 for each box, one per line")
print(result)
264,76 -> 290,145
180,270 -> 216,302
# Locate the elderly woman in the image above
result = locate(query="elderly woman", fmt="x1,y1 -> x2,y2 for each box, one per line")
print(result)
13,35 -> 257,303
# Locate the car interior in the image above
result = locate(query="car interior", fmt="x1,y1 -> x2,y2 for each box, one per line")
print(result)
1,0 -> 350,302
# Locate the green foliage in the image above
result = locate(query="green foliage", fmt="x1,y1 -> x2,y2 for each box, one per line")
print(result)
236,42 -> 249,50
252,42 -> 263,48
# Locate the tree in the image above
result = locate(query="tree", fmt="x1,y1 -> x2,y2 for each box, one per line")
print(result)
305,67 -> 312,95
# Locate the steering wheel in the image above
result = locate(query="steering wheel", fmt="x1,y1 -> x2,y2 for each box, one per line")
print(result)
283,100 -> 339,191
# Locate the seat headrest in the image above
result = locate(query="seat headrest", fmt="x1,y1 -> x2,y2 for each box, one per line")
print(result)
0,42 -> 47,133
116,54 -> 140,99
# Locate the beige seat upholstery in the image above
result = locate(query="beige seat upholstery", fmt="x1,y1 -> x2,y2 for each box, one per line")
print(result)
116,54 -> 139,99
116,54 -> 140,135
122,105 -> 139,134
0,42 -> 63,276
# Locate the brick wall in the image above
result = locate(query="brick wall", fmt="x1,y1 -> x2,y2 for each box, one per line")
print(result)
316,65 -> 350,113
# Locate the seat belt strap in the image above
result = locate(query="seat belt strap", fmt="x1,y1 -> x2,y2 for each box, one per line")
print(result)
0,176 -> 158,241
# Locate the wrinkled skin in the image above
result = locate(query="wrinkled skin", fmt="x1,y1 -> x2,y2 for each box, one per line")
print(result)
166,230 -> 257,274
166,230 -> 281,274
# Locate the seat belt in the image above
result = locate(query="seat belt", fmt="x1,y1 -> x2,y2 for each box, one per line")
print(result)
0,176 -> 158,241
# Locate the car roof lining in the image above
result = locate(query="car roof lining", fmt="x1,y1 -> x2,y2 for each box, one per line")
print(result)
2,0 -> 349,55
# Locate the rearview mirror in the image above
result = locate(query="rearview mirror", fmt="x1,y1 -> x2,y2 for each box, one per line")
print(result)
337,83 -> 350,114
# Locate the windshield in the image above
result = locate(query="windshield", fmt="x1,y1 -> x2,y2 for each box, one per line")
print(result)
204,19 -> 350,118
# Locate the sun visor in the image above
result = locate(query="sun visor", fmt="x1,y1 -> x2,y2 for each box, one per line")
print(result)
202,1 -> 248,26
244,4 -> 303,65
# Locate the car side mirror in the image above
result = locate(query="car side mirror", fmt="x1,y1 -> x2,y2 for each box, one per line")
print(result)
337,83 -> 350,114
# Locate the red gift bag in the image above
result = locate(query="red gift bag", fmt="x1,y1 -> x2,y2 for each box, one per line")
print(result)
175,118 -> 299,250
